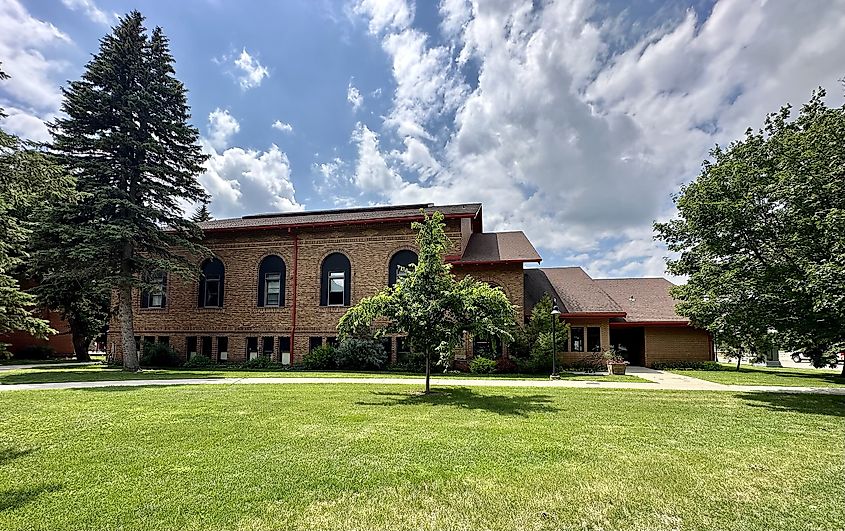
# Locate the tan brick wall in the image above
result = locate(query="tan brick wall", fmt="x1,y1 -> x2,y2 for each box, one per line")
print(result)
107,218 -> 526,364
556,318 -> 610,366
644,326 -> 712,366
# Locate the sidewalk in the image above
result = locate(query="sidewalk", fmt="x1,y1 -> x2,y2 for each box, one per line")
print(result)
2,374 -> 844,394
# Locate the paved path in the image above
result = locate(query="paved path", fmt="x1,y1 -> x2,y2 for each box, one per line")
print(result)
1,374 -> 843,395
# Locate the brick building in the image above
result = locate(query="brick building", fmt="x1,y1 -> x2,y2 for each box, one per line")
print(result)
108,202 -> 713,367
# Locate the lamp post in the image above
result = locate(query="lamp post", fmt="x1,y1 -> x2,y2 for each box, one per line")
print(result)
551,298 -> 561,379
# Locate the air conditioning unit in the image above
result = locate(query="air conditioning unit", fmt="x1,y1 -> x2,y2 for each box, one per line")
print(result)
281,352 -> 291,365
219,351 -> 228,361
248,350 -> 258,360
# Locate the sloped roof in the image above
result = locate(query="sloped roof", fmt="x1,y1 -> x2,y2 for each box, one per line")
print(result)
198,203 -> 481,232
523,268 -> 560,317
453,232 -> 541,264
595,278 -> 688,323
540,267 -> 624,315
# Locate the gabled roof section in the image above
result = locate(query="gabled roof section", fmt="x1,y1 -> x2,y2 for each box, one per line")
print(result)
523,269 -> 561,317
452,231 -> 541,265
198,203 -> 482,232
595,278 -> 688,323
540,267 -> 624,316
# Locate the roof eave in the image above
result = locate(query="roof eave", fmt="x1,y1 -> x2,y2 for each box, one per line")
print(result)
609,320 -> 691,327
200,211 -> 479,234
450,258 -> 542,266
558,312 -> 627,318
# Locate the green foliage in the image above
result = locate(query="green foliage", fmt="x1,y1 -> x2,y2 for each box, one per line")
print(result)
140,342 -> 181,368
13,345 -> 55,360
655,87 -> 845,372
469,356 -> 497,374
49,12 -> 209,370
651,360 -> 724,371
335,338 -> 387,370
300,345 -> 337,370
190,202 -> 212,222
338,211 -> 517,391
391,350 -> 427,373
510,294 -> 568,373
183,355 -> 215,368
239,356 -> 276,370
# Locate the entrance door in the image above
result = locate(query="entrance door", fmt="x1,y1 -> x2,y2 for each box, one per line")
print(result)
609,327 -> 645,366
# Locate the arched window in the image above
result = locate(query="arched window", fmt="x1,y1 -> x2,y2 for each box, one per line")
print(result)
140,270 -> 167,309
388,250 -> 418,286
198,258 -> 225,308
257,255 -> 285,307
320,252 -> 351,306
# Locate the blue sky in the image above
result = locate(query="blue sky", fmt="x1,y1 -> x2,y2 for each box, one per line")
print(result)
2,0 -> 845,279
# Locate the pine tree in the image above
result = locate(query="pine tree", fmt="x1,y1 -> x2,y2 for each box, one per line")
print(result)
190,202 -> 212,222
50,12 -> 208,371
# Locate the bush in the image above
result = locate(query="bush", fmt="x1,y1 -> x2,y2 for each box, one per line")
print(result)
469,356 -> 497,374
335,338 -> 387,370
300,345 -> 337,370
651,360 -> 723,371
13,345 -> 54,360
392,350 -> 427,372
240,356 -> 281,370
183,355 -> 215,368
563,351 -> 609,373
140,342 -> 182,368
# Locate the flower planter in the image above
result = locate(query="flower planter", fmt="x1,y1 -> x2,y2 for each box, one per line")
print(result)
608,362 -> 627,375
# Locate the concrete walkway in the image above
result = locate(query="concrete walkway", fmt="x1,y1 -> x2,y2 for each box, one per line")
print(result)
1,373 -> 844,395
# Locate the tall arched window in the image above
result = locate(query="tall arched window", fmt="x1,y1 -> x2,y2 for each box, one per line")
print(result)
388,250 -> 418,286
257,255 -> 286,307
320,252 -> 351,306
140,270 -> 167,309
198,258 -> 225,308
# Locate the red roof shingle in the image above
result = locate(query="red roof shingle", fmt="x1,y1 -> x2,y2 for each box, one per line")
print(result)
595,278 -> 688,323
453,232 -> 541,264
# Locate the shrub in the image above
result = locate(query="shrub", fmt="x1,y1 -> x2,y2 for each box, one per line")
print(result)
183,355 -> 216,368
240,356 -> 281,370
469,356 -> 497,374
563,351 -> 607,373
392,350 -> 427,372
651,360 -> 723,371
13,345 -> 55,360
140,342 -> 182,368
300,345 -> 337,370
335,338 -> 387,370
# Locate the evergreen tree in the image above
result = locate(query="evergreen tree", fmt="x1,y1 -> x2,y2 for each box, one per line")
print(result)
50,12 -> 208,371
190,202 -> 212,222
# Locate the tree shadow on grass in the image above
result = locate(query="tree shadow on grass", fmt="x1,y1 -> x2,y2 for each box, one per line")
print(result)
356,387 -> 559,416
738,392 -> 845,418
734,367 -> 845,386
0,484 -> 62,512
0,447 -> 35,466
0,370 -> 229,385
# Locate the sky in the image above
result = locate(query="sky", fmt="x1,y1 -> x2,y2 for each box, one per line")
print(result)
2,0 -> 845,280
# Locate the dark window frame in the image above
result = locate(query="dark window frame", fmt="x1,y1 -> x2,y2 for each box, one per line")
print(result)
571,327 -> 585,353
257,255 -> 286,307
320,253 -> 351,307
140,270 -> 167,309
199,258 -> 225,308
587,327 -> 601,352
388,250 -> 418,286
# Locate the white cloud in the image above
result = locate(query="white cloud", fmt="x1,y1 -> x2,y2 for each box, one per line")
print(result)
224,48 -> 269,90
352,122 -> 403,192
353,0 -> 413,35
347,81 -> 363,111
60,0 -> 116,25
206,108 -> 240,151
0,106 -> 52,142
271,120 -> 293,133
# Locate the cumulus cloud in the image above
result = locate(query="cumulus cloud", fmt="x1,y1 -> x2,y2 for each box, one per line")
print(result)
352,122 -> 403,192
0,106 -> 52,142
350,0 -> 845,278
215,48 -> 269,90
352,0 -> 413,35
206,108 -> 240,151
271,120 -> 293,133
347,81 -> 363,111
60,0 -> 116,25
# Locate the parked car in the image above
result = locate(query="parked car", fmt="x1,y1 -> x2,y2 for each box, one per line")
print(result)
790,351 -> 845,366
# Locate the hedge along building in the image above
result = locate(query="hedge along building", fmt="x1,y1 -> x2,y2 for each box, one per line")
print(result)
108,202 -> 713,367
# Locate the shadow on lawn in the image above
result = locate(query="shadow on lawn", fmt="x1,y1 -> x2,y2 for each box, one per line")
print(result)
0,484 -> 62,512
0,370 -> 229,385
0,447 -> 36,466
734,367 -> 845,385
739,392 -> 845,418
357,387 -> 559,416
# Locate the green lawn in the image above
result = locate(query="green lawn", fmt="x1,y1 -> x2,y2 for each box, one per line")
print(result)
671,363 -> 845,388
0,384 -> 842,531
0,365 -> 649,385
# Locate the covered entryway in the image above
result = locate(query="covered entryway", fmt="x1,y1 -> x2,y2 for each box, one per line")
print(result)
610,326 -> 645,366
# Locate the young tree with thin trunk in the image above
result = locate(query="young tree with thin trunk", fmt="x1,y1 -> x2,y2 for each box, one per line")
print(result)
338,211 -> 516,393
51,12 -> 208,371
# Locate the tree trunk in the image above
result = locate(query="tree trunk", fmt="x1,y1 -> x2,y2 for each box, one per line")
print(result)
840,359 -> 844,378
736,351 -> 742,371
72,330 -> 91,362
118,282 -> 139,371
425,352 -> 431,394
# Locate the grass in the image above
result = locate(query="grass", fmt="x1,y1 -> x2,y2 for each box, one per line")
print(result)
0,384 -> 841,531
0,364 -> 650,385
671,363 -> 845,388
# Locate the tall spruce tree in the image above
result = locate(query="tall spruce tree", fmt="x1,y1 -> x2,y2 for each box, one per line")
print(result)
51,12 -> 208,371
190,202 -> 212,222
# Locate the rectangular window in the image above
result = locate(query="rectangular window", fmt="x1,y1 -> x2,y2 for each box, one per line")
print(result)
158,336 -> 169,346
309,336 -> 323,352
571,327 -> 585,352
265,273 -> 281,306
150,271 -> 166,307
326,336 -> 339,348
186,336 -> 198,359
381,337 -> 393,363
587,327 -> 601,352
204,276 -> 221,307
246,337 -> 258,360
327,271 -> 345,306
217,337 -> 229,361
262,337 -> 274,358
134,336 -> 141,353
201,336 -> 213,358
278,336 -> 291,365
396,336 -> 411,363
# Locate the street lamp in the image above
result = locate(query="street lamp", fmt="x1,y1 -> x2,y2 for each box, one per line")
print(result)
551,298 -> 561,379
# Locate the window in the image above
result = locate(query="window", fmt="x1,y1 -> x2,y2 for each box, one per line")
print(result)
278,336 -> 291,365
473,335 -> 502,358
199,258 -> 225,308
587,327 -> 601,352
320,253 -> 351,306
217,337 -> 229,361
186,336 -> 198,359
141,271 -> 167,308
246,337 -> 259,360
571,327 -> 584,352
257,255 -> 285,307
309,337 -> 323,352
326,336 -> 339,349
380,337 -> 393,363
158,336 -> 169,346
262,337 -> 274,358
396,336 -> 411,363
388,250 -> 418,286
134,336 -> 141,353
201,336 -> 212,358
